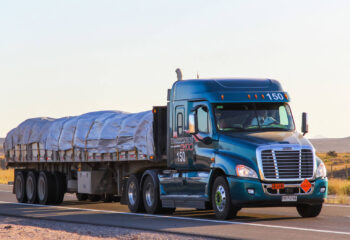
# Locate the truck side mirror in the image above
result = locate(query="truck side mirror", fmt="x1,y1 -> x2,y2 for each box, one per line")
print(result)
189,112 -> 197,134
301,112 -> 308,136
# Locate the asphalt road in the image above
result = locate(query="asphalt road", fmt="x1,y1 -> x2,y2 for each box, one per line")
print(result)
0,184 -> 350,240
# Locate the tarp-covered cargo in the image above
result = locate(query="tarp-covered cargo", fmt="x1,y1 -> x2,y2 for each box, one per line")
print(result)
4,110 -> 154,162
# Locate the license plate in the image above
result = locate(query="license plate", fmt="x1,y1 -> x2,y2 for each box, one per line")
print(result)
282,195 -> 297,202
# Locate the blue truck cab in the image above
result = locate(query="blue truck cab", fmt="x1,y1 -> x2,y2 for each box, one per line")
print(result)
156,76 -> 328,219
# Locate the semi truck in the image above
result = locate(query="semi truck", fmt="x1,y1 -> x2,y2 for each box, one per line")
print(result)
4,69 -> 328,220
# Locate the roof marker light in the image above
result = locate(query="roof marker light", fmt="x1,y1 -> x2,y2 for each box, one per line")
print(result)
254,94 -> 258,99
248,94 -> 251,99
284,93 -> 289,100
221,94 -> 224,100
261,94 -> 265,99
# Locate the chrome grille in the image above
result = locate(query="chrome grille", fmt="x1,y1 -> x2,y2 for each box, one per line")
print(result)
261,148 -> 314,180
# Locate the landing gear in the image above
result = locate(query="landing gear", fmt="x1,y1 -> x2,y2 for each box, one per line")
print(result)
76,193 -> 88,201
297,204 -> 323,218
212,176 -> 239,220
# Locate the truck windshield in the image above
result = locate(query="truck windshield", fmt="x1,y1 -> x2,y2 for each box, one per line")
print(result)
214,103 -> 295,132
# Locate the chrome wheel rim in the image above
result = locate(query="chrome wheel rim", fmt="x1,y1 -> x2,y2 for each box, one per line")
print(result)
128,181 -> 136,206
38,176 -> 45,201
145,183 -> 154,207
15,176 -> 23,199
215,185 -> 226,212
26,176 -> 34,200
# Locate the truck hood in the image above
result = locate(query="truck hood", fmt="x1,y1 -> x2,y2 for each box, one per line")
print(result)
217,131 -> 314,168
222,131 -> 312,147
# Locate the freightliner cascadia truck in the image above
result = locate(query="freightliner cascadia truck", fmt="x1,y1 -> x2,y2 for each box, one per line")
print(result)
4,69 -> 328,220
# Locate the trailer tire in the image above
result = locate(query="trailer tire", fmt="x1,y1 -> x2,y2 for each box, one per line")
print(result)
26,171 -> 38,204
296,204 -> 322,218
52,172 -> 65,205
37,171 -> 54,205
142,175 -> 162,214
15,171 -> 27,203
76,193 -> 88,201
126,174 -> 144,213
212,176 -> 239,220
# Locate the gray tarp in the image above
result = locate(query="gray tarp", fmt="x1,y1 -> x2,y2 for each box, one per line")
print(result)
4,110 -> 154,156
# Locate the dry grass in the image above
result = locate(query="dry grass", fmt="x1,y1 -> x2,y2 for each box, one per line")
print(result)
325,178 -> 350,204
0,169 -> 14,184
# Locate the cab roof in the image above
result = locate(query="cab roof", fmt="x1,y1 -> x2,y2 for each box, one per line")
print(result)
170,78 -> 288,103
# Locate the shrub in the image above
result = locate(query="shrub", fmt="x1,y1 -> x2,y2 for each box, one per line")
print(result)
327,151 -> 338,157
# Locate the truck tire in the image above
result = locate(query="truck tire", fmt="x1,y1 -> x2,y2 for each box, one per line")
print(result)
142,175 -> 162,214
26,171 -> 38,204
37,171 -> 55,205
126,174 -> 144,212
15,171 -> 27,203
76,193 -> 88,201
296,204 -> 322,218
212,176 -> 239,220
52,172 -> 65,205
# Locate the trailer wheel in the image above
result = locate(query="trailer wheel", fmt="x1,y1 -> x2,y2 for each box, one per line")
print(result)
142,176 -> 162,214
126,174 -> 144,212
296,204 -> 323,218
52,172 -> 65,205
76,193 -> 88,201
37,171 -> 54,205
15,171 -> 27,203
212,176 -> 239,220
26,171 -> 38,204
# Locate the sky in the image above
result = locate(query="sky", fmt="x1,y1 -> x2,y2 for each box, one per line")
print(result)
1,0 -> 350,138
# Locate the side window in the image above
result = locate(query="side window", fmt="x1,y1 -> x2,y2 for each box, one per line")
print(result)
177,112 -> 183,136
197,106 -> 209,133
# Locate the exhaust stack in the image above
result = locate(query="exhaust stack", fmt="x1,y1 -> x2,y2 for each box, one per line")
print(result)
175,68 -> 182,81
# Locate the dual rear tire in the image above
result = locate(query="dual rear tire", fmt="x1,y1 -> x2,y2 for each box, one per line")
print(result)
15,170 -> 66,205
126,174 -> 175,214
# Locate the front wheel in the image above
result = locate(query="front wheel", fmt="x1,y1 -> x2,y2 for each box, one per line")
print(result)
297,204 -> 323,218
212,176 -> 239,220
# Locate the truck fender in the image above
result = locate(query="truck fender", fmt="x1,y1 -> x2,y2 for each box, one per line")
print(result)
211,151 -> 258,177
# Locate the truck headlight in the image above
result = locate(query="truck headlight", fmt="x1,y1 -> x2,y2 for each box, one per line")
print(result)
236,165 -> 258,179
316,162 -> 327,178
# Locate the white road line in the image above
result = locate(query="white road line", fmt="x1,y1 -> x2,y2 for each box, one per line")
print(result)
0,201 -> 349,236
324,204 -> 350,208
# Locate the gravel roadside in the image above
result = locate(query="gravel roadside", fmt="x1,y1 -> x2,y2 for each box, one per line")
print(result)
0,215 -> 213,240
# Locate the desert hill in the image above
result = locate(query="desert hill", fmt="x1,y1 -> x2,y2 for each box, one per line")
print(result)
310,137 -> 350,153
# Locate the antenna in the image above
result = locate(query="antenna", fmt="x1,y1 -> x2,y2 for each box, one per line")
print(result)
196,72 -> 199,79
175,68 -> 182,81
